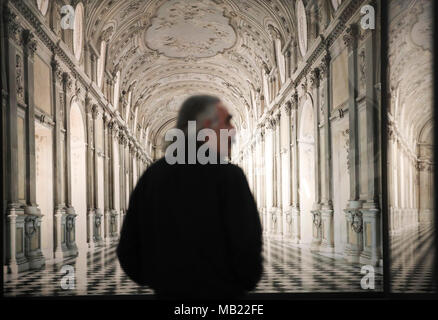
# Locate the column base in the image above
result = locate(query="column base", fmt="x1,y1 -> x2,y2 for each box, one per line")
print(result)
282,206 -> 293,239
344,245 -> 362,263
343,200 -> 363,263
6,257 -> 29,274
320,206 -> 334,253
93,209 -> 105,247
359,251 -> 380,266
104,210 -> 111,245
27,250 -> 46,270
360,205 -> 381,267
66,208 -> 79,258
291,206 -> 301,244
54,245 -> 77,260
310,204 -> 322,251
88,209 -> 95,250
88,241 -> 95,251
319,244 -> 335,254
276,207 -> 283,238
310,239 -> 322,252
64,244 -> 78,259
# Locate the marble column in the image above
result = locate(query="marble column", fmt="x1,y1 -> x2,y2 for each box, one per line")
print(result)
4,13 -> 28,273
108,121 -> 119,239
282,102 -> 293,240
85,95 -> 95,250
61,71 -> 77,257
274,110 -> 283,238
267,117 -> 277,236
259,127 -> 267,233
118,131 -> 126,226
92,104 -> 103,246
307,74 -> 322,250
264,121 -> 273,235
103,113 -> 111,245
255,129 -> 263,225
51,56 -> 68,260
290,93 -> 301,243
315,60 -> 334,253
359,27 -> 381,266
23,30 -> 46,267
343,24 -> 363,263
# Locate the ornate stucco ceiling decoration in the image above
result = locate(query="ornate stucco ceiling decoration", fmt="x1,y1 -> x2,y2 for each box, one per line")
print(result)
388,0 -> 432,148
144,0 -> 237,59
85,0 -> 295,145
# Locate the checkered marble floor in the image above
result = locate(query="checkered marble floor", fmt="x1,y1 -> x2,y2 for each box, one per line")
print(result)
3,224 -> 435,297
390,224 -> 436,293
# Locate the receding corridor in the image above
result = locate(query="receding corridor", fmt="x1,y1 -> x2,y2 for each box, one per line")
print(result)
2,0 -> 435,296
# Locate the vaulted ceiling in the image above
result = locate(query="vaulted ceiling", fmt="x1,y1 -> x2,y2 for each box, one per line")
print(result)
83,0 -> 296,143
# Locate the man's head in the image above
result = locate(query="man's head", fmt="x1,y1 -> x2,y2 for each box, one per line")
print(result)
176,95 -> 235,159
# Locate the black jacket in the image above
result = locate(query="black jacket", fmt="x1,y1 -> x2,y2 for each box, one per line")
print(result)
116,157 -> 263,299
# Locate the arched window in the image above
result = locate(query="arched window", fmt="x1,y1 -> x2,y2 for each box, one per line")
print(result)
262,69 -> 270,105
275,38 -> 285,84
113,70 -> 120,109
97,40 -> 107,88
73,2 -> 84,61
331,0 -> 342,11
36,0 -> 49,16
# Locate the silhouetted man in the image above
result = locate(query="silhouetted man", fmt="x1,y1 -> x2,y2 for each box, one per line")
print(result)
117,95 -> 263,300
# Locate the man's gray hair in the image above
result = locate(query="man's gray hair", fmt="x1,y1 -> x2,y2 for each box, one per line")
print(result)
176,95 -> 220,133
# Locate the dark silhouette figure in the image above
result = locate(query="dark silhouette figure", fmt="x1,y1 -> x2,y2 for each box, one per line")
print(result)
117,95 -> 263,300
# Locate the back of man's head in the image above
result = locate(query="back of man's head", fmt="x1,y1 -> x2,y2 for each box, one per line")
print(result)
176,95 -> 220,133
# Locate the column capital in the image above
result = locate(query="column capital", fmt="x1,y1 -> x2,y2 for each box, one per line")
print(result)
290,92 -> 298,110
51,56 -> 64,83
309,67 -> 320,89
102,112 -> 111,125
343,24 -> 359,50
319,53 -> 331,79
62,72 -> 73,91
274,109 -> 281,122
22,30 -> 37,57
300,77 -> 308,95
258,125 -> 265,138
118,131 -> 126,145
91,104 -> 100,119
283,101 -> 292,115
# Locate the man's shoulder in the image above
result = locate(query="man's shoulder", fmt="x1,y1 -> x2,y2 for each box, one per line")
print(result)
137,158 -> 167,182
144,158 -> 244,175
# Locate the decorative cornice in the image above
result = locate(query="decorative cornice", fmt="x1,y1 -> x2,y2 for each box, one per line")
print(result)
4,7 -> 22,44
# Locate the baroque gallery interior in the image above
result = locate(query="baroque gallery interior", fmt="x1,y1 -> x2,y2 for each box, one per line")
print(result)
1,0 -> 435,296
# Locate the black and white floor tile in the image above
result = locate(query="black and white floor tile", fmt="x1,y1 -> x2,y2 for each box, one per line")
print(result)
390,224 -> 436,293
3,224 -> 435,296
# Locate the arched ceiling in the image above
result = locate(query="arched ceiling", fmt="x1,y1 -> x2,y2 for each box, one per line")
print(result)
388,0 -> 433,148
84,0 -> 296,141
